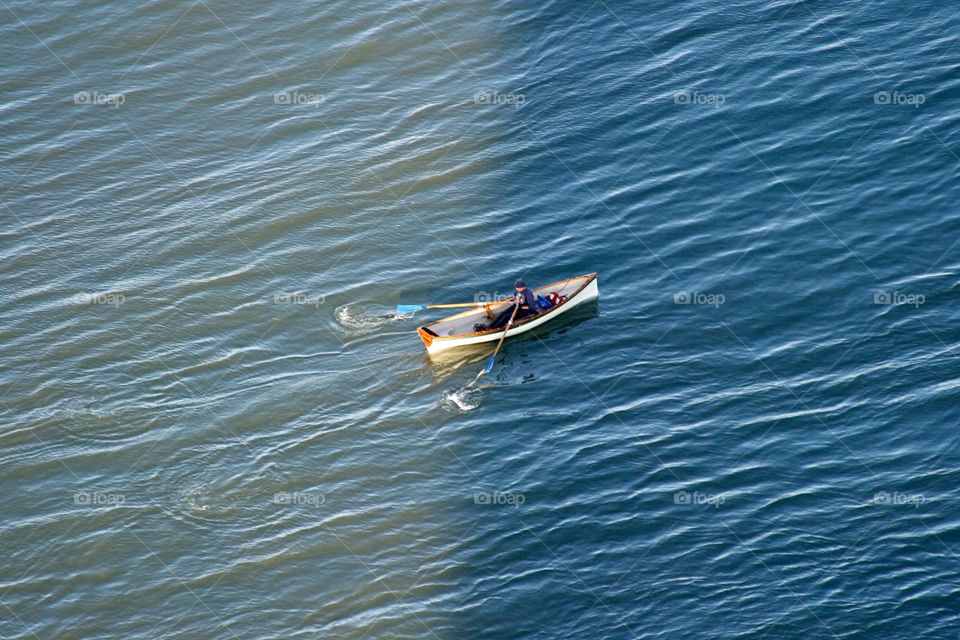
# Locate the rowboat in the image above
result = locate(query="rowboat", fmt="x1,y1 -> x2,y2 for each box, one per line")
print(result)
417,273 -> 599,353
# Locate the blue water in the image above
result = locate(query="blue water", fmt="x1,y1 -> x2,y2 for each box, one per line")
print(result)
3,0 -> 960,638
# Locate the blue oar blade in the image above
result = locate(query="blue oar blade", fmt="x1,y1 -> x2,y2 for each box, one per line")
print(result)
482,355 -> 495,373
396,304 -> 425,313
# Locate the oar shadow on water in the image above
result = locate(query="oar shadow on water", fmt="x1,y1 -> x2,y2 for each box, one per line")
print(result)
436,301 -> 600,412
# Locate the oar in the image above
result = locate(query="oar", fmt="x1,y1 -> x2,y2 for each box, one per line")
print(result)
396,302 -> 489,314
471,302 -> 520,385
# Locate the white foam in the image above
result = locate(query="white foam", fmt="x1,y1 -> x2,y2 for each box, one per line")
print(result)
441,386 -> 481,412
334,303 -> 406,331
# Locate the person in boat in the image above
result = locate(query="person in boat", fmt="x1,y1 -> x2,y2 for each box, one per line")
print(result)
475,278 -> 542,331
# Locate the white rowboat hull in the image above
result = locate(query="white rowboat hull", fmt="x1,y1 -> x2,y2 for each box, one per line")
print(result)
417,273 -> 599,353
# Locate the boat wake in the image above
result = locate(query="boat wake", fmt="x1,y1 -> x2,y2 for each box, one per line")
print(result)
334,303 -> 409,332
441,385 -> 481,412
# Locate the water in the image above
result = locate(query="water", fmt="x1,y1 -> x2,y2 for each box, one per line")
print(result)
3,0 -> 960,637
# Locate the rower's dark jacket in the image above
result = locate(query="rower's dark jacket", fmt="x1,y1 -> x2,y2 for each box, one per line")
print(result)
516,288 -> 541,313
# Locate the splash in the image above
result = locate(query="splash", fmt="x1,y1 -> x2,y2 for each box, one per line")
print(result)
174,483 -> 239,519
334,303 -> 408,331
441,385 -> 482,412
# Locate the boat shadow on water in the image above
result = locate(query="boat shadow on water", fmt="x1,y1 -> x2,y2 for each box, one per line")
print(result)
424,300 -> 601,380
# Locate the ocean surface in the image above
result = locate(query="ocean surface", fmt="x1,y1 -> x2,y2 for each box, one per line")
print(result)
3,0 -> 960,638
